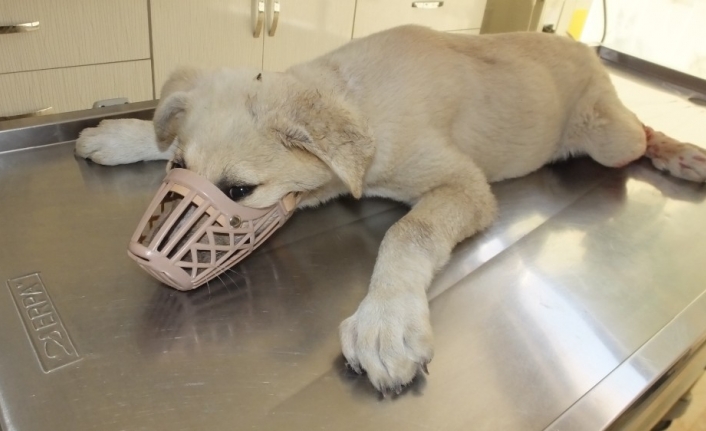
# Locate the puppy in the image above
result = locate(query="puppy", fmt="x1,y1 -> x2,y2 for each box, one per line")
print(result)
76,25 -> 706,392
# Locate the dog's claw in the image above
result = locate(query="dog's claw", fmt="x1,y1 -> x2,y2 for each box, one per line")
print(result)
394,384 -> 403,395
421,362 -> 430,375
345,361 -> 363,375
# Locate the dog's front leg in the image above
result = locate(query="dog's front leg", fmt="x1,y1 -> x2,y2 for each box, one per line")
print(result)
75,119 -> 174,165
340,166 -> 497,393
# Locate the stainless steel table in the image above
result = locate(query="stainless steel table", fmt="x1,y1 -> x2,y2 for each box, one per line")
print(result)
1,112 -> 705,431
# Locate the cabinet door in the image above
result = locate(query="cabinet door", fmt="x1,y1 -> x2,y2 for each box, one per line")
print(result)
151,0 -> 264,97
262,0 -> 355,72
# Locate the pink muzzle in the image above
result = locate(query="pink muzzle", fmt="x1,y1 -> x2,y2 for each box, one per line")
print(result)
128,168 -> 299,291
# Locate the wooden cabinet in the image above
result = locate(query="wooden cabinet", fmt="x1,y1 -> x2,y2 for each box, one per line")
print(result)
353,0 -> 487,38
1,0 -> 489,122
150,0 -> 486,90
150,0 -> 356,91
0,0 -> 152,120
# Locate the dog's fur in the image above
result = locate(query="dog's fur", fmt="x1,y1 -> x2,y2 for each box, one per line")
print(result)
76,25 -> 706,392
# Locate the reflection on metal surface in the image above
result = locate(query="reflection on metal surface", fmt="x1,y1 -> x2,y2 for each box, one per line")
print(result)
0,141 -> 705,430
548,291 -> 706,431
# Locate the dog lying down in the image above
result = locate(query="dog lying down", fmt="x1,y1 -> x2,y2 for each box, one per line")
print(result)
75,25 -> 706,393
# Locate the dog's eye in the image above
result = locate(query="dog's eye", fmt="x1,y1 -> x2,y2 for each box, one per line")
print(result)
228,185 -> 256,201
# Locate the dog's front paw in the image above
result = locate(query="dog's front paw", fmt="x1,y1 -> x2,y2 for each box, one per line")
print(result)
645,127 -> 706,182
75,119 -> 161,166
339,292 -> 433,393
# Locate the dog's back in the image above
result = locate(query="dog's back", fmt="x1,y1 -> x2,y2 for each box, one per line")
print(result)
290,25 -> 609,182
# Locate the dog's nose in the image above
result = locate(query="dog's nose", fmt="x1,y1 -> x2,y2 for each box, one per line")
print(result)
127,242 -> 194,290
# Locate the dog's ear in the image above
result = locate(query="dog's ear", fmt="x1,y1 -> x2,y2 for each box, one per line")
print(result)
273,95 -> 374,199
159,67 -> 201,99
153,92 -> 189,145
153,68 -> 201,145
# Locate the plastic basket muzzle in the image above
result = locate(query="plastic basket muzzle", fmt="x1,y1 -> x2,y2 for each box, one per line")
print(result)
127,168 -> 298,291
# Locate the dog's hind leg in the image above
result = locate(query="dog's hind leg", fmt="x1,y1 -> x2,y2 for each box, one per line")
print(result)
581,100 -> 706,182
339,152 -> 497,392
75,118 -> 174,166
569,87 -> 648,169
570,79 -> 706,182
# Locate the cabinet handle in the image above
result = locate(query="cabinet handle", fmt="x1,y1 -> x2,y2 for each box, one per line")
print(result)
412,1 -> 444,8
0,107 -> 53,121
0,21 -> 40,34
253,0 -> 265,38
268,0 -> 280,37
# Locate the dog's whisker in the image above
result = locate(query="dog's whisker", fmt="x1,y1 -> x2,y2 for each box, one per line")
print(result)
216,273 -> 232,295
225,267 -> 243,279
221,271 -> 238,290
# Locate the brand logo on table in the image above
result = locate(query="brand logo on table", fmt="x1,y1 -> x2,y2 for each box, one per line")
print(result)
7,273 -> 81,372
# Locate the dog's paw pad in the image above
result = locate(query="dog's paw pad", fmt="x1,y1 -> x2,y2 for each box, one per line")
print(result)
645,129 -> 706,182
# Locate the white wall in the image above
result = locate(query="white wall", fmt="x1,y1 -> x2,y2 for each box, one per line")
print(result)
582,0 -> 706,80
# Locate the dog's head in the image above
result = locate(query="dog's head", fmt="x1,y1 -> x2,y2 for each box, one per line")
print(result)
153,67 -> 375,209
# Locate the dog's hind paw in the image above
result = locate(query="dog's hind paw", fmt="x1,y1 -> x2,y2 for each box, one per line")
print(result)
339,292 -> 433,393
75,118 -> 167,166
645,126 -> 706,182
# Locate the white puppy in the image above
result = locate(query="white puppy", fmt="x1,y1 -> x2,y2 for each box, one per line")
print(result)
76,25 -> 706,393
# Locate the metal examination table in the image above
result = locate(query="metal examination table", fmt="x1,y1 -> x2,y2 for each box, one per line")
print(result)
1,100 -> 706,431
